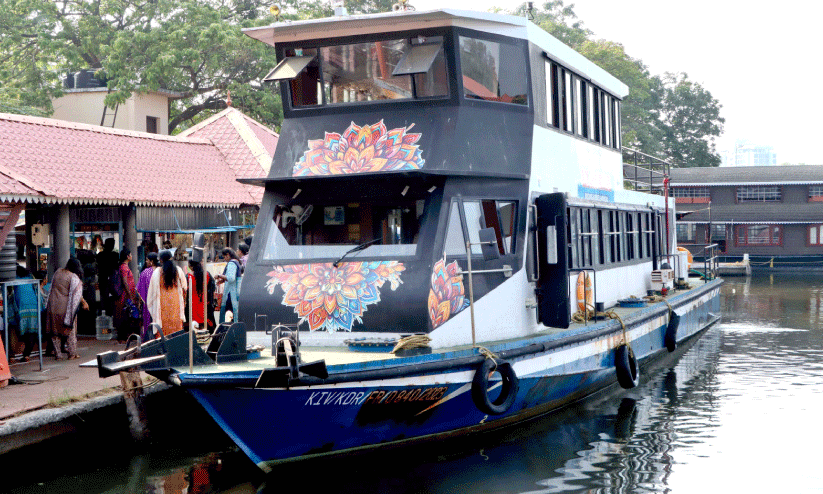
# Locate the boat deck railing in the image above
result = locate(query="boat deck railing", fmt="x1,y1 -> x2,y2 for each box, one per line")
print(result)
701,243 -> 720,280
622,147 -> 673,195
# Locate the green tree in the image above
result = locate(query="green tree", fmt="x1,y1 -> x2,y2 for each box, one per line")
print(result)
657,72 -> 724,167
0,0 -> 283,131
510,1 -> 723,166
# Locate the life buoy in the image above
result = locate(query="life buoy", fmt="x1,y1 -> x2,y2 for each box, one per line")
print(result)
471,358 -> 519,415
576,272 -> 594,312
665,311 -> 680,352
615,344 -> 639,389
677,246 -> 693,269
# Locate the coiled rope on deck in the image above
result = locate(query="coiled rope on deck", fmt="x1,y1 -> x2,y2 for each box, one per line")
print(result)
391,334 -> 431,354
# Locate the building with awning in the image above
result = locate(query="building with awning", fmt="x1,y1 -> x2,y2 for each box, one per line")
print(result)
670,165 -> 823,267
0,109 -> 277,280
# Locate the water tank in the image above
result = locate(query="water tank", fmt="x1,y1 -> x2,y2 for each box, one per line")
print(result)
63,73 -> 75,89
74,69 -> 106,89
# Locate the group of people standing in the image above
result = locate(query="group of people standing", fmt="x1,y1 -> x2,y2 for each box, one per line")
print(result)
10,237 -> 250,361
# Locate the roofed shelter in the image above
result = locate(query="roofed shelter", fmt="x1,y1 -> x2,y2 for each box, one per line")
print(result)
0,111 -> 272,281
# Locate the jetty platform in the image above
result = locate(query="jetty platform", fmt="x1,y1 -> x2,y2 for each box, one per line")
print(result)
0,336 -> 169,455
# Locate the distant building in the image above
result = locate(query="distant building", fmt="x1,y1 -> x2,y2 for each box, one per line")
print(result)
50,70 -> 179,134
721,140 -> 777,167
670,165 -> 823,269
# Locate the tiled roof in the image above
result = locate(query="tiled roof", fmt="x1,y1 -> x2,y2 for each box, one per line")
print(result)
178,107 -> 278,203
0,112 -> 257,207
670,165 -> 823,186
679,203 -> 823,224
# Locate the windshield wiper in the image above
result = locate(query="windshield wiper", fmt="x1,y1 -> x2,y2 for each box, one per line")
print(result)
333,238 -> 382,267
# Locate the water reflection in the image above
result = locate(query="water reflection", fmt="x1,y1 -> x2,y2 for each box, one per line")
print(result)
8,274 -> 823,493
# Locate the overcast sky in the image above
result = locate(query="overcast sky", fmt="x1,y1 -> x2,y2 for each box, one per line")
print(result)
410,0 -> 822,164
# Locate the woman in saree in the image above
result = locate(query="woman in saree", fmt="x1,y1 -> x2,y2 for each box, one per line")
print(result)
113,248 -> 142,343
146,250 -> 186,336
136,252 -> 159,340
45,258 -> 88,360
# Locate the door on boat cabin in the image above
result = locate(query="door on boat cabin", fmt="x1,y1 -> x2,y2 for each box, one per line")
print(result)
436,197 -> 519,328
533,193 -> 570,328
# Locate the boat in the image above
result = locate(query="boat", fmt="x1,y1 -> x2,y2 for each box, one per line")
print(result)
94,7 -> 722,472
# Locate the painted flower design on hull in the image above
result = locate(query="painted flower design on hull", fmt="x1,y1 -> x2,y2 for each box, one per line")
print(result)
293,120 -> 425,176
266,261 -> 405,332
428,258 -> 470,329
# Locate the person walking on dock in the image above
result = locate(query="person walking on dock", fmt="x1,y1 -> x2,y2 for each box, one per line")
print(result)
146,250 -> 187,336
216,247 -> 242,324
187,259 -> 216,333
45,258 -> 88,360
11,267 -> 41,362
137,252 -> 159,340
112,248 -> 142,343
96,238 -> 118,317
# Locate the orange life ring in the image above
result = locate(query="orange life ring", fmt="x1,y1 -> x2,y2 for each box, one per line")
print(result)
576,272 -> 594,312
677,246 -> 693,268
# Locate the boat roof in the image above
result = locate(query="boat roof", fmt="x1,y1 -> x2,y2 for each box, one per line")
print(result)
243,9 -> 629,98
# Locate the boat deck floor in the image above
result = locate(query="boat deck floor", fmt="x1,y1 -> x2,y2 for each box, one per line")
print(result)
190,277 -> 714,374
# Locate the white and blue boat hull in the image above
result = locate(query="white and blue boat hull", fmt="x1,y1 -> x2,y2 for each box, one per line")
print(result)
177,280 -> 720,472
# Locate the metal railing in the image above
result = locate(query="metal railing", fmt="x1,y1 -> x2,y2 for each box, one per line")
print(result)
622,147 -> 673,195
677,243 -> 720,280
701,244 -> 720,280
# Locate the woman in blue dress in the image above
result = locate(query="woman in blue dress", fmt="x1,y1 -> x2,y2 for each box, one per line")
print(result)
12,267 -> 41,362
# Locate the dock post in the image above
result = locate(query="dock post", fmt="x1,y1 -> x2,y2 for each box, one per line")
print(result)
120,370 -> 149,441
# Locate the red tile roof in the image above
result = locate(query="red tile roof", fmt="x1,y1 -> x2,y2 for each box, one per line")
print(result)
0,112 -> 258,207
178,108 -> 278,203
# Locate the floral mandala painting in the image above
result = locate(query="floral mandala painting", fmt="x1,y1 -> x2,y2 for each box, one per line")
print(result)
265,261 -> 405,332
293,120 -> 425,176
428,258 -> 470,329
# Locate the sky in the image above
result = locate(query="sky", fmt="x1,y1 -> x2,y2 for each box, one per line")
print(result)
410,0 -> 823,164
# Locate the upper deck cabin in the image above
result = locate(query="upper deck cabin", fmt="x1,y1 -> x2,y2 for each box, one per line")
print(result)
237,10 -> 667,342
243,9 -> 629,182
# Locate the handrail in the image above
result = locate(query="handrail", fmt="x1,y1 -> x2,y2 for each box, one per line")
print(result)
622,147 -> 675,195
702,243 -> 719,280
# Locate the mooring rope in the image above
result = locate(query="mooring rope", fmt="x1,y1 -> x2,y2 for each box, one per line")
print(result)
476,346 -> 499,368
390,334 -> 431,354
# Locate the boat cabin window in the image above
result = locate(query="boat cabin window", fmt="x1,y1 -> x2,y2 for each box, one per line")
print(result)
282,36 -> 448,107
264,195 -> 428,261
459,36 -> 528,105
445,199 -> 517,257
567,206 -> 659,270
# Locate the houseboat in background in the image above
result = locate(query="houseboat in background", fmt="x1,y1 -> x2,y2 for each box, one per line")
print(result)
96,8 -> 721,471
672,165 -> 823,271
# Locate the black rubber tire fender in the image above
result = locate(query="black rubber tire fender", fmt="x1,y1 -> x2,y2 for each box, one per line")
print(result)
615,344 -> 639,389
665,311 -> 680,352
471,358 -> 519,415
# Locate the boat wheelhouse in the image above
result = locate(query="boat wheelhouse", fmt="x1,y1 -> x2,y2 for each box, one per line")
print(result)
237,8 -> 674,345
94,8 -> 721,472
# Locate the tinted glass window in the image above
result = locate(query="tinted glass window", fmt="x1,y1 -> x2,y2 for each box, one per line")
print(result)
459,36 -> 528,105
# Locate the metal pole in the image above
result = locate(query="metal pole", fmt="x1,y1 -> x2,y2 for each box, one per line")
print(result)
188,276 -> 193,374
36,279 -> 42,370
2,284 -> 7,364
202,248 -> 207,335
466,240 -> 476,347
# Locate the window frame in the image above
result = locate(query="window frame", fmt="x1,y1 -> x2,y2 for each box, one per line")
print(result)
736,185 -> 782,203
446,197 -> 519,259
276,28 -> 454,112
735,224 -> 783,247
808,224 -> 823,246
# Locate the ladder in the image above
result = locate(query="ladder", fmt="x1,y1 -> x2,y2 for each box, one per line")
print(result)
100,102 -> 119,127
